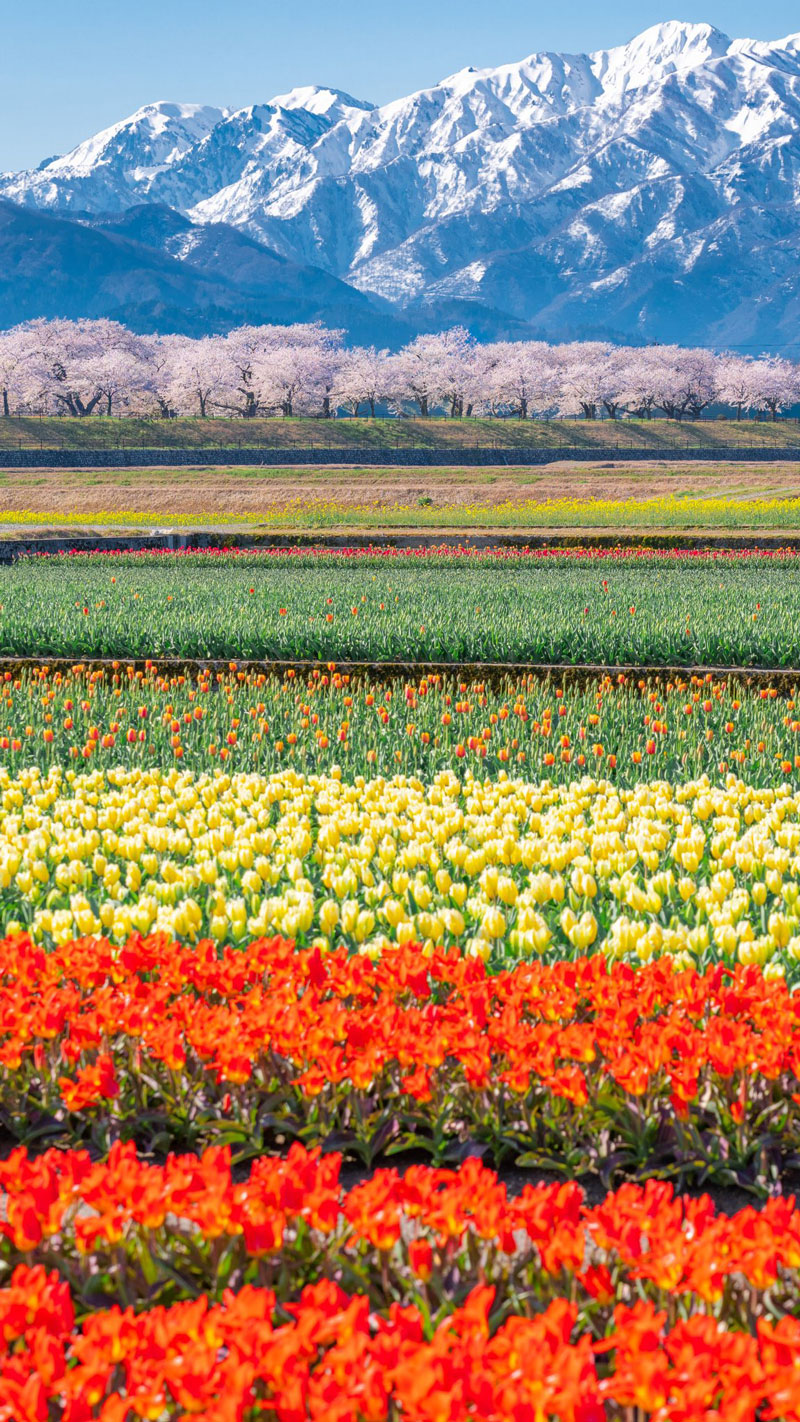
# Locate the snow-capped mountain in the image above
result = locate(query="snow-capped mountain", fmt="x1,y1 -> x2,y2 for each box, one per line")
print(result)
4,21 -> 800,346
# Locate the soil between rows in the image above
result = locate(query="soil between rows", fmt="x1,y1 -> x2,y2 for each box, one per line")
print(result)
0,658 -> 796,686
336,1157 -> 800,1215
0,1119 -> 790,1216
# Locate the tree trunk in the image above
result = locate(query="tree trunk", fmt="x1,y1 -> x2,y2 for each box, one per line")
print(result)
73,392 -> 102,417
368,396 -> 375,417
106,392 -> 113,416
1,388 -> 8,418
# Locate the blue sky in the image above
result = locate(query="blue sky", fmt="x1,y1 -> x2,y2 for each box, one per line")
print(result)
3,0 -> 800,170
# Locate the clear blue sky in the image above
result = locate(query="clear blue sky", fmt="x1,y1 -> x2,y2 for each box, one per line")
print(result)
3,0 -> 800,170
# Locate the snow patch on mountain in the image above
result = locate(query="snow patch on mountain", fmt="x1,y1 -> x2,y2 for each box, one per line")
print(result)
5,22 -> 800,345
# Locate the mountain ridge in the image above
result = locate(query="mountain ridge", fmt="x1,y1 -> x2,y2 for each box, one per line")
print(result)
4,21 -> 800,348
0,198 -> 538,342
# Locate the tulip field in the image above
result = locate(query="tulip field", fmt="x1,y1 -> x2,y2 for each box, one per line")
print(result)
5,662 -> 800,971
4,934 -> 800,1415
6,545 -> 800,1418
3,544 -> 800,665
3,659 -> 800,781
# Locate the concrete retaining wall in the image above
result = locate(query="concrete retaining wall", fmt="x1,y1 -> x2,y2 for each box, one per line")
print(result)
2,445 -> 800,468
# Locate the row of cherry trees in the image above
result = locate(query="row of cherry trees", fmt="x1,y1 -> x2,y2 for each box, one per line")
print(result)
0,319 -> 798,420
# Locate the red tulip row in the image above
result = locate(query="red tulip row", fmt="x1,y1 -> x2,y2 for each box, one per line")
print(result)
33,544 -> 800,564
1,1138 -> 799,1327
3,1263 -> 800,1422
2,931 -> 800,1184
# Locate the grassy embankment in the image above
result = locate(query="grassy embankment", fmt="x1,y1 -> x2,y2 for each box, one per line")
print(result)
2,414 -> 800,450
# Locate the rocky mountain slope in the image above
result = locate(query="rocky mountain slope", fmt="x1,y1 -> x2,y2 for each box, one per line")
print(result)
4,21 -> 800,346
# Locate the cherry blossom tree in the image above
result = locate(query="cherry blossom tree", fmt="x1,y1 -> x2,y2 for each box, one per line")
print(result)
388,331 -> 478,417
89,338 -> 151,417
558,343 -> 617,420
136,335 -> 179,418
256,345 -> 312,417
220,325 -> 342,417
419,328 -> 479,418
716,355 -> 758,421
645,346 -> 719,421
385,344 -> 436,417
253,342 -> 334,418
220,327 -> 276,417
749,356 -> 800,421
16,319 -> 146,417
483,342 -> 558,419
334,346 -> 390,417
0,325 -> 39,417
619,347 -> 669,420
675,348 -> 719,420
150,335 -> 231,418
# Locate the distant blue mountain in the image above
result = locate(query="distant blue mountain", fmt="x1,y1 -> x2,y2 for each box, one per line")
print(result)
4,23 -> 800,348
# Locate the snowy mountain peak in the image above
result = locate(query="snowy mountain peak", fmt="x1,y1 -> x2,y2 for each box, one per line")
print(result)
589,20 -> 732,94
2,100 -> 228,208
266,85 -> 373,118
125,100 -> 228,129
3,22 -> 800,349
46,101 -> 227,174
611,19 -> 730,61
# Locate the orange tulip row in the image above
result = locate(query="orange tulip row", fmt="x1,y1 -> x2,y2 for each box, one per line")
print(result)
2,1137 -> 800,1328
2,931 -> 800,1184
3,1261 -> 800,1422
0,660 -> 796,788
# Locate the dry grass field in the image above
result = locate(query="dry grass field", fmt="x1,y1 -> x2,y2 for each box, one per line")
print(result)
0,459 -> 799,532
